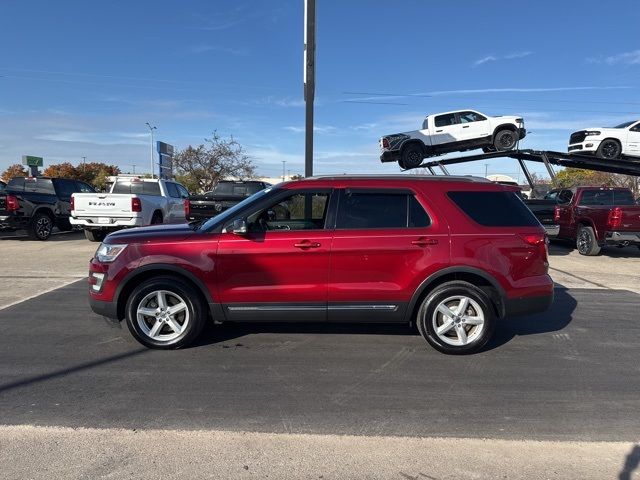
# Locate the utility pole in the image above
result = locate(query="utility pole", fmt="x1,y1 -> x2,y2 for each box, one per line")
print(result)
81,156 -> 86,172
304,0 -> 316,177
145,122 -> 157,178
282,160 -> 286,182
484,163 -> 489,177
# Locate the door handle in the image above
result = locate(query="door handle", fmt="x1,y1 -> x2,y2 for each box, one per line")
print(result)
462,125 -> 469,128
412,238 -> 438,246
435,129 -> 443,132
294,241 -> 321,249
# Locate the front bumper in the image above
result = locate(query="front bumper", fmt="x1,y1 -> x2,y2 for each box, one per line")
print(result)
568,140 -> 601,154
605,231 -> 640,245
518,128 -> 527,140
89,295 -> 119,319
71,216 -> 145,229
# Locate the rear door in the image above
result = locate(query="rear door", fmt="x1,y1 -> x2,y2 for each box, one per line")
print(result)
216,188 -> 334,322
327,188 -> 449,322
164,182 -> 186,223
431,113 -> 462,147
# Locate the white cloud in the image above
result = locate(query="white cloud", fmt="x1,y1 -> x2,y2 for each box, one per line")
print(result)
588,50 -> 640,66
473,51 -> 533,67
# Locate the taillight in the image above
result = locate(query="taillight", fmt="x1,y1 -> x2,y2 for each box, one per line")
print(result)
131,197 -> 142,212
553,206 -> 560,223
6,194 -> 19,212
70,195 -> 75,211
607,207 -> 622,229
382,138 -> 390,149
184,199 -> 190,218
520,234 -> 546,246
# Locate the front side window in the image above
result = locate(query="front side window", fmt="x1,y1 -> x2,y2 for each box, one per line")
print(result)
246,191 -> 330,232
434,113 -> 457,127
458,111 -> 486,123
630,122 -> 640,132
336,191 -> 431,229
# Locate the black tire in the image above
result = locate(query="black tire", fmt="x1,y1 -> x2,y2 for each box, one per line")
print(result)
27,212 -> 54,241
493,129 -> 517,151
576,225 -> 601,256
416,281 -> 496,355
125,276 -> 207,349
84,229 -> 107,242
399,144 -> 424,170
596,139 -> 621,160
151,211 -> 163,225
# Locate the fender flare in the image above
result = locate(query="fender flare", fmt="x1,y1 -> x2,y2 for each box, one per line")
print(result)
492,123 -> 518,140
403,266 -> 507,322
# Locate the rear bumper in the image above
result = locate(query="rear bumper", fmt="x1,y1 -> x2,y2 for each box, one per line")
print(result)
543,224 -> 560,237
504,291 -> 554,317
0,215 -> 27,229
71,216 -> 145,229
380,150 -> 400,163
605,231 -> 640,245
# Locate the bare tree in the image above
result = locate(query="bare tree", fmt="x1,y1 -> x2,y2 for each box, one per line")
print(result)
173,132 -> 256,193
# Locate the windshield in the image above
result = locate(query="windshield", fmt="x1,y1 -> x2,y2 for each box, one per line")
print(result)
612,120 -> 637,128
198,187 -> 274,231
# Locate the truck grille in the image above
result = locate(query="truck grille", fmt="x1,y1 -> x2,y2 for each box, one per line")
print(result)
570,131 -> 586,144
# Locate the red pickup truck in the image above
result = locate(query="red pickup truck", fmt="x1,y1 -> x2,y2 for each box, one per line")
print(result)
554,186 -> 640,255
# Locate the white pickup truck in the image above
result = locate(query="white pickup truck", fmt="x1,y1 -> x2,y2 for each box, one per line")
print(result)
379,109 -> 526,169
568,119 -> 640,159
70,177 -> 190,241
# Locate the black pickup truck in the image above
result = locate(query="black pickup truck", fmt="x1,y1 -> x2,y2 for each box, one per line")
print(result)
187,180 -> 271,221
0,177 -> 95,240
523,189 -> 571,238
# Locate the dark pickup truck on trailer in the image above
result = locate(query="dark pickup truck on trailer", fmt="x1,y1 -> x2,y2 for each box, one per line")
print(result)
553,186 -> 640,255
187,180 -> 271,221
0,176 -> 95,240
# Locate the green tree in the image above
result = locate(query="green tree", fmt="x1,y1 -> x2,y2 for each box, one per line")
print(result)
173,132 -> 256,193
1,164 -> 29,181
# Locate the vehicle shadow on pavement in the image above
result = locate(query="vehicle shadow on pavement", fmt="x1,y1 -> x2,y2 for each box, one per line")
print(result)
549,240 -> 640,258
0,231 -> 85,242
482,285 -> 577,352
619,444 -> 640,480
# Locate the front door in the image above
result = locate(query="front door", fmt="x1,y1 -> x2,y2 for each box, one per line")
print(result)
216,189 -> 334,322
626,122 -> 640,154
457,111 -> 491,144
328,189 -> 449,322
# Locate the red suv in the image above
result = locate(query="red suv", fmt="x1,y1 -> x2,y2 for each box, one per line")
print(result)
88,176 -> 553,354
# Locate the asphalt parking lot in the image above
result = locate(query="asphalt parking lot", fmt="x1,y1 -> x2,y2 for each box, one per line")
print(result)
1,230 -> 639,479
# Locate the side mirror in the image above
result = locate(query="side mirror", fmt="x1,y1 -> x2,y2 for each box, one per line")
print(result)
231,218 -> 247,235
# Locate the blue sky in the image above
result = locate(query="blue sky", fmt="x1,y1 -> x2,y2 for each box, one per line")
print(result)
1,0 -> 639,180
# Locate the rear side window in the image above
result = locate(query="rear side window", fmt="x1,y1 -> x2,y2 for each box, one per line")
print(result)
22,178 -> 55,194
112,180 -> 161,196
448,191 -> 539,227
579,190 -> 613,206
613,190 -> 635,205
336,192 -> 431,229
165,182 -> 180,198
434,113 -> 457,127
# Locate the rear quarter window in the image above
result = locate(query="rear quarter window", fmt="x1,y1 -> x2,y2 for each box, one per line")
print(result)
448,191 -> 539,227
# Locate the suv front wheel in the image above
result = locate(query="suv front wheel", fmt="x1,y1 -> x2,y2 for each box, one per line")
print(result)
125,276 -> 207,349
416,281 -> 496,354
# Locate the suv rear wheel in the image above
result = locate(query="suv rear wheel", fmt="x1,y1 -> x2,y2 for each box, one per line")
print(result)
28,212 -> 53,240
493,129 -> 517,151
125,276 -> 206,349
416,281 -> 496,354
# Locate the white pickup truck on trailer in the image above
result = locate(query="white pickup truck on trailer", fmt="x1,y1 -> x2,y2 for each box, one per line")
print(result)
70,177 -> 190,241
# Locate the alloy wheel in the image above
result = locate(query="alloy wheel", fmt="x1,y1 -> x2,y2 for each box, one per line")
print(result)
36,217 -> 52,239
136,290 -> 190,343
578,229 -> 591,254
431,295 -> 485,346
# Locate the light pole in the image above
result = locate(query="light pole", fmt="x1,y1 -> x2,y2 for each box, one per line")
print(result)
145,122 -> 157,178
282,160 -> 286,182
304,0 -> 316,177
81,156 -> 86,173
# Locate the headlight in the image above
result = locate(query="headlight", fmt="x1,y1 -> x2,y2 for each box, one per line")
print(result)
585,130 -> 601,136
95,243 -> 127,263
516,118 -> 524,124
